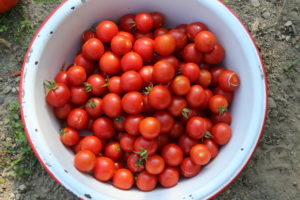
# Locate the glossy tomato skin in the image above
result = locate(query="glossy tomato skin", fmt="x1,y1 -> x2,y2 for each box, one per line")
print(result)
121,51 -> 143,72
159,56 -> 180,70
111,35 -> 132,55
186,116 -> 208,139
151,12 -> 164,28
139,65 -> 154,86
211,110 -> 232,125
169,121 -> 184,139
186,85 -> 206,108
153,60 -> 175,84
74,150 -> 96,172
168,96 -> 187,117
154,111 -> 174,134
158,167 -> 180,188
0,0 -> 19,13
148,85 -> 172,110
210,66 -> 225,87
69,86 -> 89,105
157,134 -> 169,150
213,87 -> 234,104
86,74 -> 107,95
60,127 -> 79,146
182,43 -> 203,64
195,31 -> 217,53
124,114 -> 143,136
120,133 -> 136,152
67,108 -> 88,130
186,22 -> 208,41
85,98 -> 103,118
136,171 -> 158,191
118,31 -> 135,43
139,117 -> 161,139
176,24 -> 187,33
145,155 -> 165,175
74,54 -> 95,76
171,75 -> 191,96
168,29 -> 188,51
142,95 -> 155,114
133,136 -> 158,156
120,70 -> 143,92
81,135 -> 102,155
93,156 -> 115,182
105,141 -> 123,161
55,71 -> 68,85
93,117 -> 115,139
204,43 -> 225,64
178,134 -> 199,155
180,108 -> 201,124
127,153 -> 144,172
102,93 -> 122,117
154,27 -> 169,37
113,168 -> 134,190
119,14 -> 136,33
198,69 -> 212,88
181,63 -> 200,83
135,12 -> 154,33
82,29 -> 96,44
154,34 -> 176,56
133,38 -> 154,62
203,139 -> 219,158
54,103 -> 72,119
82,38 -> 104,60
190,144 -> 211,165
99,52 -> 121,75
161,144 -> 184,166
46,83 -> 70,107
108,76 -> 124,94
135,31 -> 154,39
218,70 -> 240,92
180,157 -> 201,178
209,95 -> 229,114
96,20 -> 119,43
211,122 -> 232,145
122,91 -> 144,114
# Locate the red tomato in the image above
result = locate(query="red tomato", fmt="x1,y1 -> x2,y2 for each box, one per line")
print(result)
178,134 -> 199,155
176,24 -> 187,33
195,31 -> 217,53
203,139 -> 219,158
102,93 -> 122,117
181,63 -> 200,83
81,135 -> 102,155
124,114 -> 143,136
210,66 -> 225,87
0,0 -> 19,13
136,171 -> 158,191
121,51 -> 143,72
190,144 -> 211,165
209,95 -> 229,114
198,69 -> 212,88
60,127 -> 79,146
74,150 -> 96,172
157,134 -> 169,150
74,53 -> 95,75
143,94 -> 155,114
180,108 -> 201,124
139,65 -> 154,86
148,85 -> 172,110
85,74 -> 107,95
168,96 -> 187,117
113,115 -> 126,131
218,70 -> 240,92
113,168 -> 134,190
82,38 -> 104,60
118,31 -> 135,43
168,121 -> 184,139
151,12 -> 164,28
93,117 -> 115,139
93,156 -> 115,181
145,155 -> 165,175
119,14 -> 136,33
85,97 -> 103,118
111,35 -> 132,55
211,122 -> 232,145
135,12 -> 154,33
45,82 -> 70,107
67,108 -> 88,130
99,52 -> 121,75
161,144 -> 183,166
186,116 -> 208,139
182,43 -> 203,64
105,141 -> 123,161
180,157 -> 201,178
82,29 -> 96,44
72,138 -> 83,154
127,153 -> 144,173
200,89 -> 213,110
122,91 -> 144,114
154,111 -> 174,134
133,136 -> 158,156
54,103 -> 72,119
133,38 -> 154,62
96,20 -> 119,43
214,87 -> 234,104
135,31 -> 154,39
120,71 -> 143,92
186,22 -> 208,41
158,167 -> 179,188
154,27 -> 169,37
108,76 -> 123,94
139,117 -> 161,139
55,71 -> 68,85
153,61 -> 175,84
159,56 -> 180,70
211,111 -> 232,125
120,133 -> 136,152
204,43 -> 225,64
154,34 -> 176,56
70,86 -> 89,105
168,29 -> 188,51
186,85 -> 206,108
171,75 -> 191,96
114,161 -> 123,170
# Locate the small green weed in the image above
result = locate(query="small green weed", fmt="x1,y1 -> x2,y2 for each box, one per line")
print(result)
15,19 -> 34,43
283,59 -> 299,72
0,25 -> 8,33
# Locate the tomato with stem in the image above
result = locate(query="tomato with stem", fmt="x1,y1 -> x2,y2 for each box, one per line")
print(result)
45,81 -> 70,107
60,127 -> 79,146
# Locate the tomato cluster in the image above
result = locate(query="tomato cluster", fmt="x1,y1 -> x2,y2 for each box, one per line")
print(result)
45,11 -> 240,191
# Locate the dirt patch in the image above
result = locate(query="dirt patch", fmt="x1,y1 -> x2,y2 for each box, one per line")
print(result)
0,0 -> 299,199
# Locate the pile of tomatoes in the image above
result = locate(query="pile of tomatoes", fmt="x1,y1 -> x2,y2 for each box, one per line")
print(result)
45,12 -> 240,191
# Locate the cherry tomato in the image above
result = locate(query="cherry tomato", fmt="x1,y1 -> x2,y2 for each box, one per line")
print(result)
99,52 -> 121,75
85,74 -> 107,95
204,43 -> 225,64
211,111 -> 232,125
158,167 -> 179,188
122,91 -> 144,115
120,70 -> 143,92
169,121 -> 184,139
210,66 -> 225,87
135,31 -> 154,39
218,70 -> 240,92
171,75 -> 191,96
60,127 -> 79,146
151,12 -> 164,28
180,157 -> 201,178
124,114 -> 143,136
139,117 -> 160,139
154,34 -> 176,56
121,51 -> 143,72
190,144 -> 211,165
93,156 -> 115,181
161,144 -> 183,166
74,53 -> 95,75
154,27 -> 169,37
203,139 -> 219,158
143,94 -> 155,114
45,82 -> 70,107
82,38 -> 104,60
176,24 -> 187,33
168,96 -> 187,117
186,85 -> 206,108
159,56 -> 180,70
114,161 -> 123,170
154,111 -> 174,134
133,38 -> 154,62
135,12 -> 154,33
107,76 -> 123,94
81,135 -> 102,155
195,31 -> 217,53
67,108 -> 88,130
186,22 -> 208,41
93,117 -> 115,139
72,137 -> 83,154
180,108 -> 201,124
148,85 -> 172,110
102,93 -> 122,117
133,136 -> 158,156
105,141 -> 123,161
168,29 -> 188,51
139,65 -> 154,86
113,115 -> 126,132
82,29 -> 96,44
145,155 -> 165,175
70,86 -> 89,105
211,122 -> 232,145
182,63 -> 200,83
178,134 -> 199,155
55,71 -> 68,85
0,0 -> 19,13
200,89 -> 213,110
120,133 -> 136,152
153,60 -> 175,84
186,116 -> 208,139
119,14 -> 136,33
111,35 -> 132,55
198,69 -> 212,88
113,168 -> 134,190
74,150 -> 96,172
96,20 -> 119,43
209,95 -> 229,114
157,134 -> 169,150
136,171 -> 158,191
183,43 -> 203,64
118,31 -> 135,43
213,87 -> 234,104
85,97 -> 102,118
54,103 -> 72,119
127,153 -> 144,173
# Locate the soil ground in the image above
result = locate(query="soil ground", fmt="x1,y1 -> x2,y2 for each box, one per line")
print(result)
0,0 -> 299,199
